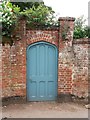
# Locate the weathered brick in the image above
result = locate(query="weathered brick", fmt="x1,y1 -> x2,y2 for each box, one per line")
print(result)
1,17 -> 89,99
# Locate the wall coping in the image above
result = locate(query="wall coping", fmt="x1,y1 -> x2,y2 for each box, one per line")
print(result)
58,17 -> 75,21
73,38 -> 90,44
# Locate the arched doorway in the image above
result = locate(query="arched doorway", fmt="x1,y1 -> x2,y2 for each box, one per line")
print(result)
26,41 -> 58,101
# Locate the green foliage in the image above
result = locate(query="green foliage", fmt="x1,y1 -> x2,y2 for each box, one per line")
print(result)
73,16 -> 90,39
19,3 -> 58,28
1,1 -> 58,46
11,1 -> 58,28
1,1 -> 58,39
73,28 -> 85,39
1,0 -> 20,37
84,26 -> 90,38
11,2 -> 44,11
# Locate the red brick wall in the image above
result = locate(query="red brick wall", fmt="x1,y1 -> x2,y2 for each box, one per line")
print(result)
2,28 -> 59,98
1,17 -> 89,99
2,42 -> 26,97
0,44 -> 2,97
58,17 -> 75,95
26,29 -> 59,47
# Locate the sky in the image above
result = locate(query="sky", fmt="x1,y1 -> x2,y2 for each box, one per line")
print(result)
44,0 -> 89,21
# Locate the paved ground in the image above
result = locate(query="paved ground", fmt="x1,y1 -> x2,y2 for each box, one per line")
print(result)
2,101 -> 88,118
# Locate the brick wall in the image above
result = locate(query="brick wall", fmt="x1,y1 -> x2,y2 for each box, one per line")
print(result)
72,39 -> 89,98
0,44 -> 2,97
2,42 -> 26,97
58,17 -> 75,95
1,17 -> 89,99
2,28 -> 59,98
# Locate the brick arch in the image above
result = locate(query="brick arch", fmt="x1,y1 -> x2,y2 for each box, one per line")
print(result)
26,32 -> 58,48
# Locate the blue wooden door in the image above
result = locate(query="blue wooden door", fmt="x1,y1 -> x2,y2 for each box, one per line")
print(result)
27,42 -> 58,101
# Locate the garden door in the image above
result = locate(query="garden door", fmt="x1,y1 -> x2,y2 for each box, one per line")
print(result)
27,42 -> 58,101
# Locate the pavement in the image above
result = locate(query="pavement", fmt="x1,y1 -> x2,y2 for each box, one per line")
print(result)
1,101 -> 88,118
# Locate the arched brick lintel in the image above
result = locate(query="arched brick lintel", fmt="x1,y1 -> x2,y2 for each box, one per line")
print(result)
26,33 -> 59,48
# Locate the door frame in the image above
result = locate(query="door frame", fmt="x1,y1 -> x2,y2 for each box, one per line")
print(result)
26,41 -> 58,101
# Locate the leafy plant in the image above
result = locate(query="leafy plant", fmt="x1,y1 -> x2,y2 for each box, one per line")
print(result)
1,0 -> 59,45
19,3 -> 58,28
84,26 -> 90,38
0,0 -> 20,37
73,15 -> 90,39
11,2 -> 44,11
